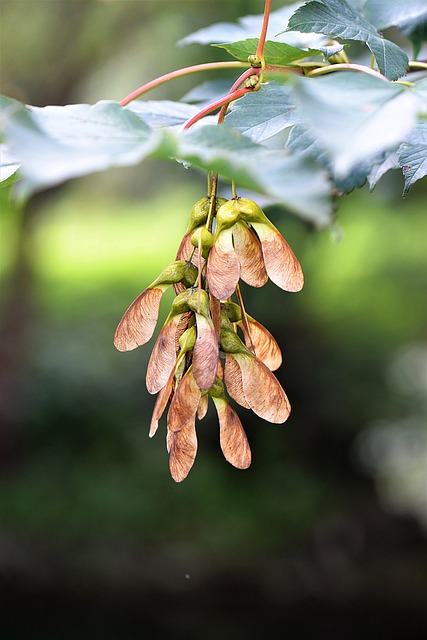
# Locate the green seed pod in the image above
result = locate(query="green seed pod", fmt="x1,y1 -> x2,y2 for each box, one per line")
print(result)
215,199 -> 241,232
234,198 -> 270,225
182,263 -> 198,287
245,75 -> 260,89
186,196 -> 228,234
215,196 -> 228,210
171,289 -> 191,314
208,376 -> 225,398
186,197 -> 210,233
221,301 -> 242,323
248,54 -> 262,68
179,325 -> 197,353
220,328 -> 250,355
152,260 -> 188,287
190,226 -> 214,250
174,356 -> 186,385
187,289 -> 210,318
220,311 -> 234,332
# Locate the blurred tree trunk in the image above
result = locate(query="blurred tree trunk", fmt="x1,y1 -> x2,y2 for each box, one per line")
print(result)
0,198 -> 39,467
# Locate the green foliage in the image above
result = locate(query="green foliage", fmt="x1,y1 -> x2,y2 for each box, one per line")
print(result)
178,125 -> 332,223
364,0 -> 427,30
364,0 -> 427,57
1,0 -> 427,221
225,73 -> 426,192
286,0 -> 409,80
398,122 -> 427,196
1,98 -> 159,197
126,99 -> 200,128
213,38 -> 342,64
1,98 -> 331,222
0,0 -> 426,222
225,83 -> 300,142
287,72 -> 426,178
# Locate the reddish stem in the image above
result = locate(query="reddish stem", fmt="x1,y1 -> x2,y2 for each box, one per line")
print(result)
256,0 -> 272,65
120,61 -> 248,106
229,67 -> 260,94
307,63 -> 388,81
182,86 -> 253,130
217,67 -> 261,124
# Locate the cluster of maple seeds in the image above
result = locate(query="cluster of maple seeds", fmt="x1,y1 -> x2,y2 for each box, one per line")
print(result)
114,194 -> 304,481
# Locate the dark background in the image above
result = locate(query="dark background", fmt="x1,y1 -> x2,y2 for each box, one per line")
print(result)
1,1 -> 426,638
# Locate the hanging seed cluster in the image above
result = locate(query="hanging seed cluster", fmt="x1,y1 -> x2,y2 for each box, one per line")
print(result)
114,194 -> 304,482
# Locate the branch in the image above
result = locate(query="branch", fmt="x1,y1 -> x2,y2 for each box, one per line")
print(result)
182,87 -> 254,130
307,63 -> 388,81
120,61 -> 248,106
256,0 -> 272,69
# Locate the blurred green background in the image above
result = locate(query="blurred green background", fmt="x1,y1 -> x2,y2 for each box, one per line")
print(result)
1,1 -> 426,639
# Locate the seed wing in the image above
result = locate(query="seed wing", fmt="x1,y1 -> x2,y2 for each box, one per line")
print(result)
206,227 -> 240,300
224,353 -> 250,409
253,222 -> 304,292
167,367 -> 201,432
114,285 -> 167,352
146,314 -> 183,394
233,222 -> 268,288
233,353 -> 291,423
193,313 -> 219,391
240,318 -> 282,371
213,395 -> 251,469
167,418 -> 198,482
